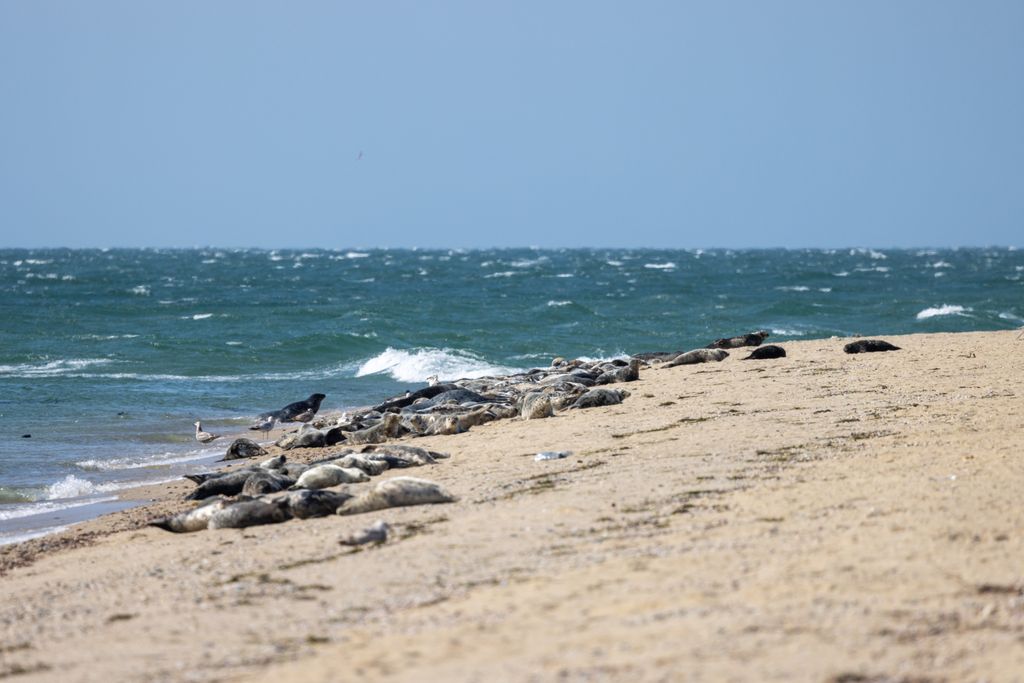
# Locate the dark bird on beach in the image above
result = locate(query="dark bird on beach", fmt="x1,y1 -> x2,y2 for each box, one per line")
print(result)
252,393 -> 327,428
193,421 -> 222,444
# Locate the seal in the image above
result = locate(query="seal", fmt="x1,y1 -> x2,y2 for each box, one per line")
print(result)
343,413 -> 406,444
241,470 -> 294,496
276,423 -> 327,450
185,469 -> 260,500
331,453 -> 390,476
257,393 -> 327,424
336,476 -> 455,516
149,496 -> 235,533
222,438 -> 267,461
520,392 -> 554,420
844,339 -> 901,354
595,358 -> 640,384
259,454 -> 287,470
208,498 -> 292,530
707,330 -> 770,349
286,489 -> 353,519
292,464 -> 369,489
743,345 -> 786,360
569,387 -> 629,410
664,348 -> 729,367
361,444 -> 448,468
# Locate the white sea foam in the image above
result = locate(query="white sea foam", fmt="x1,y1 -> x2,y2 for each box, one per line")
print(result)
45,475 -> 124,500
0,496 -> 118,522
483,271 -> 517,279
929,261 -> 953,269
771,328 -> 806,336
509,257 -> 547,268
606,260 -> 623,267
356,348 -> 521,383
833,271 -> 850,277
869,250 -> 887,260
345,251 -> 371,259
0,358 -> 115,378
775,286 -> 810,292
998,312 -> 1023,322
0,526 -> 71,547
644,262 -> 676,270
916,304 -> 971,320
190,313 -> 214,320
547,300 -> 573,307
819,287 -> 832,293
75,449 -> 219,472
555,273 -> 575,278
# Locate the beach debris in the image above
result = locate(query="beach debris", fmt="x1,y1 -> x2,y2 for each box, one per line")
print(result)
193,421 -> 221,444
340,520 -> 391,546
222,438 -> 267,460
535,450 -> 571,462
742,345 -> 787,360
706,330 -> 770,349
336,477 -> 455,516
843,339 -> 901,354
664,348 -> 729,367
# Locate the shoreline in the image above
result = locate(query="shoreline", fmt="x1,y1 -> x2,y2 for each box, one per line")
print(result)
2,329 -> 1022,681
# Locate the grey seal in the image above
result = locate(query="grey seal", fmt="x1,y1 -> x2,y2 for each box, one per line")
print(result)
223,438 -> 267,461
286,489 -> 354,519
707,330 -> 770,349
208,498 -> 292,530
844,339 -> 901,354
362,444 -> 449,468
185,469 -> 260,500
336,477 -> 455,516
241,470 -> 295,496
664,348 -> 729,367
276,423 -> 327,450
149,496 -> 236,533
520,392 -> 554,420
569,387 -> 629,410
595,358 -> 640,384
292,464 -> 369,489
743,345 -> 786,360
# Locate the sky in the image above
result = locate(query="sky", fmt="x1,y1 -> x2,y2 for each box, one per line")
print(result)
0,1 -> 1021,249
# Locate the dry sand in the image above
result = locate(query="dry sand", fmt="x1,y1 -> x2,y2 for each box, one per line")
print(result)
1,331 -> 1023,682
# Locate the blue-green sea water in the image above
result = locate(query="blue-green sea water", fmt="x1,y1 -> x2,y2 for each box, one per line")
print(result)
1,247 -> 1022,543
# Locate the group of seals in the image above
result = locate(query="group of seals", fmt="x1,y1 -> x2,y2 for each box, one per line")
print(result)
151,444 -> 455,533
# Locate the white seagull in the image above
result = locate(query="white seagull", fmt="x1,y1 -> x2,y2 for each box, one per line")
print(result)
193,421 -> 221,444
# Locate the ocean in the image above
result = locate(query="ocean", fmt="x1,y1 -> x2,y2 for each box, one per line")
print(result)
1,247 -> 1021,544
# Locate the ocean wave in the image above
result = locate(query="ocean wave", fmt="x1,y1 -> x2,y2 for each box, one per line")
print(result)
998,312 -> 1023,323
771,328 -> 806,336
0,526 -> 71,547
483,271 -> 517,279
355,347 -> 521,383
0,358 -> 116,377
189,313 -> 214,320
345,251 -> 371,259
775,286 -> 810,292
916,304 -> 972,320
929,261 -> 953,269
45,475 -> 124,500
0,496 -> 118,522
547,300 -> 573,307
643,262 -> 676,270
833,271 -> 850,277
75,448 -> 220,472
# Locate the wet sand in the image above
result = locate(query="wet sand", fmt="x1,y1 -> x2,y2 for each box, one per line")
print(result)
1,331 -> 1022,682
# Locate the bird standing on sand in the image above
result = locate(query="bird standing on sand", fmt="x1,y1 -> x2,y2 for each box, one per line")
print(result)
425,375 -> 439,386
193,421 -> 221,444
251,415 -> 277,438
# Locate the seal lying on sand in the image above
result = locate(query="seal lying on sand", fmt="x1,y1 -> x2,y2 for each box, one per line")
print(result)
336,477 -> 455,516
743,345 -> 786,360
241,470 -> 294,496
287,489 -> 353,519
844,339 -> 901,354
149,497 -> 238,533
664,348 -> 729,367
570,388 -> 629,409
208,498 -> 292,530
292,464 -> 369,489
707,330 -> 770,349
222,438 -> 267,461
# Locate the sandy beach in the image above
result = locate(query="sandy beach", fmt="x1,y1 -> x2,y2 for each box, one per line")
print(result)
1,330 -> 1022,682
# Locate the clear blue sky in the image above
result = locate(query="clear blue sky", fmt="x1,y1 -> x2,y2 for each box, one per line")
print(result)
1,1 -> 1021,249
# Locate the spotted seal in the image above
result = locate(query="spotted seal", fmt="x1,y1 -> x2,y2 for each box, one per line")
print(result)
149,496 -> 237,533
241,470 -> 295,496
844,339 -> 901,354
286,489 -> 353,519
520,392 -> 554,420
336,476 -> 455,515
